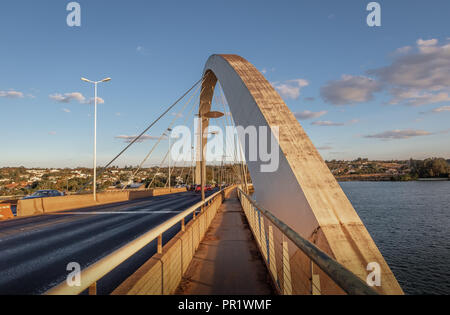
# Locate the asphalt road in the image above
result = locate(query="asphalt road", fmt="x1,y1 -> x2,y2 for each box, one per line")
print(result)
0,190 -> 218,295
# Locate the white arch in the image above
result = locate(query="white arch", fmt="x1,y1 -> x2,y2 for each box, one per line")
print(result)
197,54 -> 402,294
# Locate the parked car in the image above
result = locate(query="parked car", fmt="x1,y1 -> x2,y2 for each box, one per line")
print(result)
22,190 -> 64,200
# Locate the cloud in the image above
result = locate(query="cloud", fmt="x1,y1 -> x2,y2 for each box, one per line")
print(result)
261,67 -> 275,74
294,110 -> 327,120
62,108 -> 71,113
394,46 -> 412,55
48,131 -> 57,136
87,97 -> 105,105
50,92 -> 86,103
364,129 -> 432,140
389,89 -> 450,107
368,38 -> 450,106
320,75 -> 381,105
432,105 -> 450,113
317,146 -> 333,150
420,105 -> 450,115
312,119 -> 359,127
136,45 -> 149,55
115,135 -> 166,143
0,90 -> 24,98
273,79 -> 309,100
50,92 -> 104,105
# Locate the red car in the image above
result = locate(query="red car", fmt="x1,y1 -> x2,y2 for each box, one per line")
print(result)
195,185 -> 211,193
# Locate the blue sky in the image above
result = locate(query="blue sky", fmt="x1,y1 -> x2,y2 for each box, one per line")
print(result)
0,0 -> 449,167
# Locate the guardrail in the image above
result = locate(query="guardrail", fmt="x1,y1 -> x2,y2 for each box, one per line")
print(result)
45,187 -> 233,295
237,188 -> 378,295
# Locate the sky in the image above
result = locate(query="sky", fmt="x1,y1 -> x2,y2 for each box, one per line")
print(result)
0,0 -> 449,168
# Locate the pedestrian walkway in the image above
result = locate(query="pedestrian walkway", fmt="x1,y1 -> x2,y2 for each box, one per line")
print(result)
175,189 -> 274,295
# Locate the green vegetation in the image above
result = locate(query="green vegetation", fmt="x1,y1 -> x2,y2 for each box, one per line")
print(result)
325,157 -> 450,181
0,164 -> 240,197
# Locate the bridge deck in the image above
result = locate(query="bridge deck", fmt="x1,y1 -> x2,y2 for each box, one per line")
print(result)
175,190 -> 274,295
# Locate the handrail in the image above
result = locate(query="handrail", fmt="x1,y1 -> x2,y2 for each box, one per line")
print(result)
237,188 -> 379,295
45,189 -> 225,295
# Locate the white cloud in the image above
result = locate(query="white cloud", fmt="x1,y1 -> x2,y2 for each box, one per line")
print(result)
294,110 -> 327,120
311,121 -> 344,127
421,105 -> 450,115
312,119 -> 359,127
62,108 -> 71,113
136,45 -> 149,55
317,146 -> 333,150
0,90 -> 24,98
394,46 -> 412,55
273,79 -> 309,100
320,75 -> 381,105
368,39 -> 450,106
87,97 -> 105,105
389,89 -> 450,107
50,92 -> 86,103
432,105 -> 450,113
364,129 -> 432,140
115,134 -> 166,143
48,131 -> 57,136
50,92 -> 104,105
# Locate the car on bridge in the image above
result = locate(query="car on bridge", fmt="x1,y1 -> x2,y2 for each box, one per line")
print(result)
195,185 -> 213,193
22,190 -> 65,200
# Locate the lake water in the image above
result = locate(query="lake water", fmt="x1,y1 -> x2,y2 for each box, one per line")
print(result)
340,181 -> 450,295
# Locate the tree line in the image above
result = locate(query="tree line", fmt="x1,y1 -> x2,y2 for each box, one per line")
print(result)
410,158 -> 450,178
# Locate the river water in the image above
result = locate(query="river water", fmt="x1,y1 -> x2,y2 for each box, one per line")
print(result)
340,181 -> 450,295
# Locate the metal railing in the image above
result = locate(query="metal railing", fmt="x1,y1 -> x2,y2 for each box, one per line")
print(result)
45,188 -> 228,295
237,188 -> 378,295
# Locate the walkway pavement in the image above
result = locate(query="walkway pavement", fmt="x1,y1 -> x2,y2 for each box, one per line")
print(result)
175,190 -> 274,295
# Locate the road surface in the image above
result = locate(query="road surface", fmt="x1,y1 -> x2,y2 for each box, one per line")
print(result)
0,190 -> 217,295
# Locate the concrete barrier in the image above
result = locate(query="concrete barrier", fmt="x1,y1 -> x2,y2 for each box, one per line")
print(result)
17,187 -> 188,217
112,186 -> 234,295
0,204 -> 14,221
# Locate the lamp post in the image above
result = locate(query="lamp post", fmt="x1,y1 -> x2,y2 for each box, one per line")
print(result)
81,77 -> 111,201
167,128 -> 173,191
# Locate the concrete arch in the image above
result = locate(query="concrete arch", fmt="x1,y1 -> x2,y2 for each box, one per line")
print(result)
198,54 -> 402,294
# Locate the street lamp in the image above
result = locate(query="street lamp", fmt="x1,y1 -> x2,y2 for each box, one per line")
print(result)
81,77 -> 111,201
167,128 -> 173,191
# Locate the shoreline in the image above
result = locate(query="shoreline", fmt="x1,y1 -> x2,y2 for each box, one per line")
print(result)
337,176 -> 449,182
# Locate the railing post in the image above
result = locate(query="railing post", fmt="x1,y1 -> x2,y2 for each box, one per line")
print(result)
268,225 -> 278,282
89,282 -> 97,295
311,262 -> 321,295
282,239 -> 293,295
157,234 -> 163,254
260,217 -> 268,261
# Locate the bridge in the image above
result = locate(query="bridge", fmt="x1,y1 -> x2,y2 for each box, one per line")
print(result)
0,55 -> 404,295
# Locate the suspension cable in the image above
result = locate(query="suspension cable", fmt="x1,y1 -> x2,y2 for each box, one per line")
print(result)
123,80 -> 203,189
